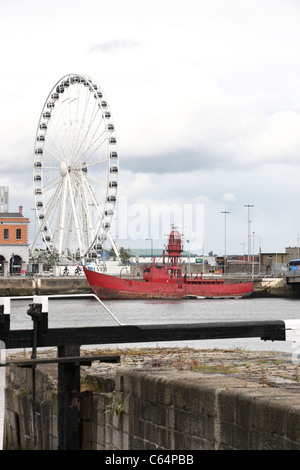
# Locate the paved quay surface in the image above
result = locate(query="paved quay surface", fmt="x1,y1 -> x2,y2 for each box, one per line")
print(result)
79,347 -> 300,389
6,346 -> 300,390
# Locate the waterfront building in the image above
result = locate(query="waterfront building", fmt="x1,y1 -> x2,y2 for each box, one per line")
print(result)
285,246 -> 300,261
0,186 -> 9,212
0,205 -> 29,275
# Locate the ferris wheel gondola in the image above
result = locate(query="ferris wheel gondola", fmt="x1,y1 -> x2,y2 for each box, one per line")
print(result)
31,73 -> 120,261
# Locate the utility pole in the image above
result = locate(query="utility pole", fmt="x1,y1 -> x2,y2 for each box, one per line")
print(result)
244,204 -> 254,262
221,211 -> 230,273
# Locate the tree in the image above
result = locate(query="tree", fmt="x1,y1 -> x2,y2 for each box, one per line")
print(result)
120,247 -> 132,265
47,248 -> 60,268
109,247 -> 131,264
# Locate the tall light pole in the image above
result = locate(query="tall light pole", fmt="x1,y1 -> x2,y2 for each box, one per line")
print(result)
244,204 -> 254,262
146,238 -> 153,264
221,211 -> 230,273
185,226 -> 191,276
186,239 -> 191,276
253,232 -> 261,275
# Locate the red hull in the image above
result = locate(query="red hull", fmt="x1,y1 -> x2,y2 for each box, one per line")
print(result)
83,267 -> 253,300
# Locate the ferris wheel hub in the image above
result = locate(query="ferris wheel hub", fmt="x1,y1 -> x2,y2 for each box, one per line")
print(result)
59,161 -> 68,177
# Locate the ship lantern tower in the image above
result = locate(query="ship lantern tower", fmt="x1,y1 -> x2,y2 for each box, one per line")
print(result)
167,228 -> 183,267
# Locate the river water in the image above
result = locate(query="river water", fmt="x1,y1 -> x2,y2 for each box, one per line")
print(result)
1,295 -> 300,448
4,295 -> 300,351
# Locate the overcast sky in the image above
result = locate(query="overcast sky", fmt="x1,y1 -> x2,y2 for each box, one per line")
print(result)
1,0 -> 300,255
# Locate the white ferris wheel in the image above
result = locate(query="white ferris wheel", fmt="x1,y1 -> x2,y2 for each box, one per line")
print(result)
31,73 -> 120,262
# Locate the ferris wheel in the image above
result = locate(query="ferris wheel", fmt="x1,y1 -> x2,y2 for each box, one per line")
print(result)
31,73 -> 120,261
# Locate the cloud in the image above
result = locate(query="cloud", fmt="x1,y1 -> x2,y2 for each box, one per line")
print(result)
118,98 -> 300,175
121,147 -> 222,174
222,193 -> 236,202
88,39 -> 141,54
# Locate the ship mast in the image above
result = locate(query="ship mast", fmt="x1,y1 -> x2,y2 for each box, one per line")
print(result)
167,227 -> 183,277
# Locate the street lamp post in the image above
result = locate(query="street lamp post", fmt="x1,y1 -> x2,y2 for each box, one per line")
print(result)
244,204 -> 254,262
185,226 -> 191,276
253,233 -> 261,275
221,211 -> 230,273
186,239 -> 191,276
146,238 -> 153,264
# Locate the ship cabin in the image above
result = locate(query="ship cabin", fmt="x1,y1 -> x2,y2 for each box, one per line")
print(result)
142,262 -> 182,283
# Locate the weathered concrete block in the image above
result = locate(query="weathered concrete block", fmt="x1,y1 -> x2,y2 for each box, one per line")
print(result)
287,405 -> 300,443
5,360 -> 300,450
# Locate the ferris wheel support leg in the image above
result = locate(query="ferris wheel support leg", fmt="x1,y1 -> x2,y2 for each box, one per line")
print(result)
58,177 -> 68,256
67,174 -> 84,258
107,230 -> 121,264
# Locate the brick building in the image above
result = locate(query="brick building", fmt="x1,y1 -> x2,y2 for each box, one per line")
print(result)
0,205 -> 29,275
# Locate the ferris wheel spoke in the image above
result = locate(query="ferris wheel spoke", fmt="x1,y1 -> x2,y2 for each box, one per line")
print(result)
72,172 -> 105,217
50,198 -> 63,248
82,158 -> 108,168
75,107 -> 106,164
79,173 -> 96,250
79,128 -> 108,164
41,179 -> 63,224
83,177 -> 105,219
62,203 -> 74,254
55,176 -> 68,255
73,103 -> 102,164
70,86 -> 82,156
54,119 -> 76,163
46,107 -> 72,163
83,162 -> 109,185
44,135 -> 68,164
41,175 -> 62,195
71,86 -> 97,162
85,173 -> 107,186
66,173 -> 84,256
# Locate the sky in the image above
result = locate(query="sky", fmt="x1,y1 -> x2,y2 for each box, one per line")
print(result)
1,0 -> 300,256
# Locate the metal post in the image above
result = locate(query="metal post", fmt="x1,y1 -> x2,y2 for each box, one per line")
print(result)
221,211 -> 230,273
27,302 -> 48,449
244,204 -> 254,262
0,303 -> 10,338
57,345 -> 81,450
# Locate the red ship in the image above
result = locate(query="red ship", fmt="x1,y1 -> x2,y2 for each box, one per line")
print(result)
83,229 -> 254,300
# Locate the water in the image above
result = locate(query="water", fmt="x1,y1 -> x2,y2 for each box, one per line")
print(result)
2,295 -> 300,449
6,295 -> 300,351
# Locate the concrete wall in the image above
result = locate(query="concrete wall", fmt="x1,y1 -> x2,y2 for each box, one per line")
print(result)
4,365 -> 58,450
4,364 -> 300,450
0,277 -> 91,296
0,276 -> 297,298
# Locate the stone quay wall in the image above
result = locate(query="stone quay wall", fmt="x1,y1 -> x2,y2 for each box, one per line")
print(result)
0,275 -> 299,298
0,276 -> 91,297
4,349 -> 300,450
